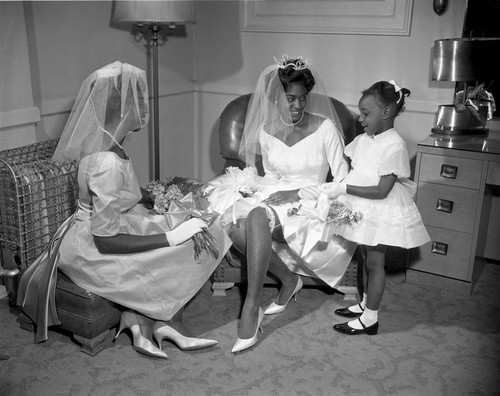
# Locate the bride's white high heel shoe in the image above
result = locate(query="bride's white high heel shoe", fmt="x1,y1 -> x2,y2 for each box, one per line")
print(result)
115,311 -> 168,359
153,322 -> 218,351
231,307 -> 264,354
264,276 -> 303,315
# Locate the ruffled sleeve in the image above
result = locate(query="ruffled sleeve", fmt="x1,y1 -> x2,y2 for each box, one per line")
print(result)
88,154 -> 126,237
378,139 -> 411,179
323,119 -> 349,181
344,134 -> 361,160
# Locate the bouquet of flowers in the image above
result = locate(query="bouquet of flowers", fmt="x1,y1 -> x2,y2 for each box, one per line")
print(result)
325,199 -> 362,225
140,176 -> 204,211
203,166 -> 271,221
285,193 -> 362,258
140,177 -> 219,262
288,197 -> 362,226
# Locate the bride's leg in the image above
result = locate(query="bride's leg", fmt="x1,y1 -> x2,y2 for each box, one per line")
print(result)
231,214 -> 300,309
268,252 -> 301,305
238,207 -> 272,339
267,224 -> 301,306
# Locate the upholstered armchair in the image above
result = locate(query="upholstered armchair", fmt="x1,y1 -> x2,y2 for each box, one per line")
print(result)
211,93 -> 364,300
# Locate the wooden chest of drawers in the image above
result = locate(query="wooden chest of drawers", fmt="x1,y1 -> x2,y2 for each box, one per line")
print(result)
408,133 -> 500,294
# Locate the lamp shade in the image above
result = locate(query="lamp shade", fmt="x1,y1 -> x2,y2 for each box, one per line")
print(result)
112,0 -> 194,24
432,38 -> 500,81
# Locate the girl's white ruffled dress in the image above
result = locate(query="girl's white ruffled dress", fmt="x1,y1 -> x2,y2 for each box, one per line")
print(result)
335,129 -> 430,248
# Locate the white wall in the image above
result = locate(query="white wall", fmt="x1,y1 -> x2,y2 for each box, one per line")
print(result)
1,0 -> 196,186
193,0 -> 468,182
0,2 -> 38,150
1,0 -> 468,186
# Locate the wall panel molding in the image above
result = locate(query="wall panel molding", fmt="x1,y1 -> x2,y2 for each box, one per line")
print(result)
0,107 -> 40,130
196,82 -> 438,115
40,82 -> 196,117
242,0 -> 414,36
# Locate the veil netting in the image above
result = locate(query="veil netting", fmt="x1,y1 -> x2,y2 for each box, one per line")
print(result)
238,58 -> 345,173
52,61 -> 149,163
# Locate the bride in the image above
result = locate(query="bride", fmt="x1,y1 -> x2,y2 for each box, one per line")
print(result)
206,55 -> 357,353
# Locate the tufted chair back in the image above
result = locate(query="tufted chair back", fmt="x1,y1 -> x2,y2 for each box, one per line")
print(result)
218,93 -> 363,175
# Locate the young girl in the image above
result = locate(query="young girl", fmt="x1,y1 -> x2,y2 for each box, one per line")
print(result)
319,80 -> 430,335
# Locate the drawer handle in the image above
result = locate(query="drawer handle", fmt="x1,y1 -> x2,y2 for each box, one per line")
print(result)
431,241 -> 448,256
440,164 -> 458,179
436,198 -> 454,213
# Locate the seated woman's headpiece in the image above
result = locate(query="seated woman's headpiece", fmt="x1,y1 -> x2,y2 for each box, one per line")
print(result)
53,61 -> 149,163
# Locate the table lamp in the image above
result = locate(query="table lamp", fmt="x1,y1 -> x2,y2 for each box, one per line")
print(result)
111,0 -> 194,180
431,37 -> 500,135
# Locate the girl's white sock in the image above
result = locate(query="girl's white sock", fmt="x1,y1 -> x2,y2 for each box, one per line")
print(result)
361,293 -> 368,309
348,307 -> 378,329
347,292 -> 367,313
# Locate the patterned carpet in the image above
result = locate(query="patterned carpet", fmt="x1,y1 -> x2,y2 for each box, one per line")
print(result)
0,263 -> 499,396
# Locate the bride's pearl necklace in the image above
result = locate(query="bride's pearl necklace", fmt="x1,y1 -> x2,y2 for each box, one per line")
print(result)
280,112 -> 304,127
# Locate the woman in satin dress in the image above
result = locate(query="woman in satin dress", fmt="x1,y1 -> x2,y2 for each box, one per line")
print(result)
17,61 -> 232,359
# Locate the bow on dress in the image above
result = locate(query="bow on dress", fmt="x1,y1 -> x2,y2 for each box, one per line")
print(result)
164,193 -> 217,230
283,193 -> 335,258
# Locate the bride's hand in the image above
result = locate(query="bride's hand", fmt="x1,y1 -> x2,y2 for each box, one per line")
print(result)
263,189 -> 299,205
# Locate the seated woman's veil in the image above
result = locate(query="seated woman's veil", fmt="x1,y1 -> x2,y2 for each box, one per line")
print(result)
238,56 -> 345,171
52,61 -> 149,163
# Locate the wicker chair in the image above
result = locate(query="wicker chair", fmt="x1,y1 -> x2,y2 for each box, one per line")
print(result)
0,139 -> 121,356
211,94 -> 365,300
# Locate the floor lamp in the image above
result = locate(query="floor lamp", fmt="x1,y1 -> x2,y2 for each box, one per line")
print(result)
111,0 -> 194,181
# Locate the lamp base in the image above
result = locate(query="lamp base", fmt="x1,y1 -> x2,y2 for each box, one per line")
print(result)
432,104 -> 488,135
431,125 -> 489,136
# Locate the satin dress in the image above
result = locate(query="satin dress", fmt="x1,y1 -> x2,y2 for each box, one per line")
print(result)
209,118 -> 357,288
17,151 -> 232,342
336,129 -> 430,248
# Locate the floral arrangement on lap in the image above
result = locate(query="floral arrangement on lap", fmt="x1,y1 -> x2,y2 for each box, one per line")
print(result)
285,192 -> 362,258
140,177 -> 219,262
205,166 -> 362,242
203,166 -> 273,223
325,199 -> 363,226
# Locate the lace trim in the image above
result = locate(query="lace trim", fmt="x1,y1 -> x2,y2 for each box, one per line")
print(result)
260,204 -> 277,232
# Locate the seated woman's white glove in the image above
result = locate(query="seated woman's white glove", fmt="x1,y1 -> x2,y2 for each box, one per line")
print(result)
165,218 -> 207,246
319,181 -> 347,198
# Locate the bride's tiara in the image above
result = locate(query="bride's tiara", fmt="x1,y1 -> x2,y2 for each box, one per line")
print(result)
273,54 -> 308,71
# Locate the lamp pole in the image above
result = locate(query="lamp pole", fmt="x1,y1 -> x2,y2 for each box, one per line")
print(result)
112,0 -> 194,181
150,23 -> 161,181
136,22 -> 175,181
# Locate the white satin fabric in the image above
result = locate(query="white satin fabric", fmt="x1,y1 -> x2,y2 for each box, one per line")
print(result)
57,152 -> 232,321
210,118 -> 356,288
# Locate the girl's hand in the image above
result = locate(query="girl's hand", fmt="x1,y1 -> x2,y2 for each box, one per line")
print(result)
319,181 -> 347,198
263,189 -> 299,206
165,218 -> 207,246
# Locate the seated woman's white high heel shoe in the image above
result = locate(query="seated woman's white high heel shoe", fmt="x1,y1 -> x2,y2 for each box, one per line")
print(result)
115,311 -> 168,359
153,322 -> 218,351
264,276 -> 303,315
231,307 -> 264,354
